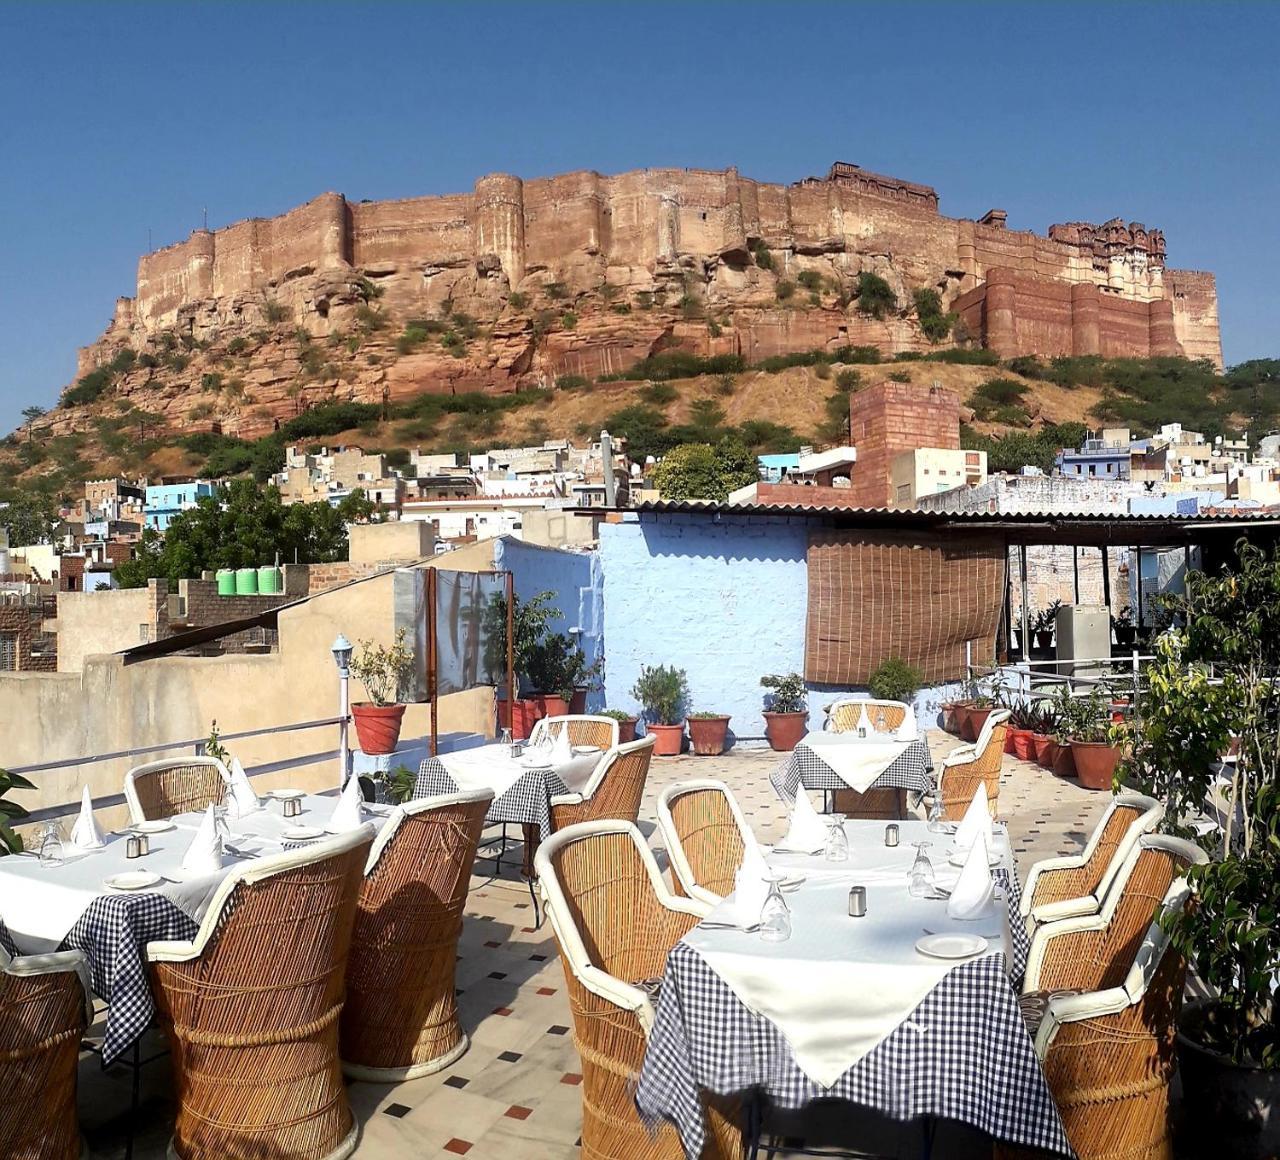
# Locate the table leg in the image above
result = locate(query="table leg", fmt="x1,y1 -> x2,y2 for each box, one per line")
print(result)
522,824 -> 543,927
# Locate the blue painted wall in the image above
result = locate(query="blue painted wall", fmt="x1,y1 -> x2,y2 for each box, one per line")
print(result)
493,538 -> 604,709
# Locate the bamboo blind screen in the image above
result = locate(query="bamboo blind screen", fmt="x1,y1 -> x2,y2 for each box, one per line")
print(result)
805,530 -> 1006,685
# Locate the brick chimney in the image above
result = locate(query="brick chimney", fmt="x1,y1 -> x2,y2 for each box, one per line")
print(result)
848,380 -> 961,507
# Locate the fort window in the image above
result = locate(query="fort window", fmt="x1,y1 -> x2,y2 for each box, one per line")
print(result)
0,633 -> 16,671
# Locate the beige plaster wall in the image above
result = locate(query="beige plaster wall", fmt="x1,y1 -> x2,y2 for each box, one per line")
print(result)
53,587 -> 153,672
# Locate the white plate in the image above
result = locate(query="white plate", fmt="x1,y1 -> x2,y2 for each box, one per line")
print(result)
777,873 -> 806,893
105,871 -> 162,892
915,933 -> 988,960
572,745 -> 601,756
948,847 -> 1002,868
267,789 -> 306,801
282,825 -> 323,840
132,820 -> 174,834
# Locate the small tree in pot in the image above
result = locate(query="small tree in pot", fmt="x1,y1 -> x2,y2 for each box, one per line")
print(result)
1065,685 -> 1122,790
600,707 -> 638,744
867,656 -> 922,705
350,629 -> 414,755
761,672 -> 808,752
632,665 -> 689,756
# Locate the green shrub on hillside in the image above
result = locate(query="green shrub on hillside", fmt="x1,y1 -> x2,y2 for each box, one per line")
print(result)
855,272 -> 897,320
749,240 -> 774,271
912,288 -> 957,343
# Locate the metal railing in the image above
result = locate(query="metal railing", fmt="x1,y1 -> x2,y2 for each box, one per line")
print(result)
10,715 -> 347,825
966,642 -> 1156,707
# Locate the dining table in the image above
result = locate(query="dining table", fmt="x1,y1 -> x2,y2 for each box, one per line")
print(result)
770,729 -> 934,804
0,790 -> 389,1065
634,819 -> 1068,1159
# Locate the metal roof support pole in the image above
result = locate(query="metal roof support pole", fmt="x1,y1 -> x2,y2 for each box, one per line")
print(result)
1072,547 -> 1080,604
1101,545 -> 1112,612
1019,543 -> 1031,690
1135,545 -> 1144,628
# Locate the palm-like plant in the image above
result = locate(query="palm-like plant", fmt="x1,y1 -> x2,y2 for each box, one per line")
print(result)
0,767 -> 35,854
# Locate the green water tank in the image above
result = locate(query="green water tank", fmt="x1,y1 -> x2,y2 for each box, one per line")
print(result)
215,569 -> 236,596
234,567 -> 259,595
257,565 -> 281,594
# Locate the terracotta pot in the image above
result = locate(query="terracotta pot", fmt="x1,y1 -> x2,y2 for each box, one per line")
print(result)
963,707 -> 992,743
569,687 -> 588,715
687,715 -> 731,756
532,693 -> 570,718
1010,728 -> 1034,760
614,715 -> 638,744
499,698 -> 543,740
1071,740 -> 1120,790
763,711 -> 808,752
1030,733 -> 1053,766
351,702 -> 406,756
646,722 -> 685,757
1177,1002 -> 1280,1160
1051,740 -> 1077,778
941,702 -> 965,735
1004,728 -> 1018,755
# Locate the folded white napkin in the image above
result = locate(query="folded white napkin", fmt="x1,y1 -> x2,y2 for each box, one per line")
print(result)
325,775 -> 365,833
893,710 -> 919,742
778,786 -> 828,853
70,785 -> 104,850
181,804 -> 224,875
953,782 -> 992,852
856,703 -> 872,734
947,834 -> 996,921
549,725 -> 574,766
227,757 -> 259,818
715,842 -> 775,928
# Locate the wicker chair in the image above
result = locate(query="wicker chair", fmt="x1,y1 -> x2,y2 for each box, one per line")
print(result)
0,944 -> 93,1160
1019,793 -> 1164,934
656,779 -> 755,906
125,756 -> 230,823
825,698 -> 910,734
147,824 -> 376,1160
937,708 -> 1010,820
998,892 -> 1194,1160
1023,834 -> 1206,997
340,789 -> 493,1081
535,820 -> 742,1160
530,714 -> 620,751
549,735 -> 656,830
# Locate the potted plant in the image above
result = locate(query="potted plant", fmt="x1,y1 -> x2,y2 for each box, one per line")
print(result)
867,656 -> 923,705
1031,599 -> 1063,653
1111,604 -> 1136,648
961,693 -> 995,743
1066,686 -> 1123,790
0,765 -> 35,854
485,590 -> 560,738
601,707 -> 638,744
1006,700 -> 1037,760
761,672 -> 808,752
359,762 -> 416,806
350,629 -> 414,755
687,711 -> 731,756
632,665 -> 689,756
1119,550 -> 1280,1157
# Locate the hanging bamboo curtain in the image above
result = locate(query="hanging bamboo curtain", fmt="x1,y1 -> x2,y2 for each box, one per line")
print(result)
805,530 -> 1007,685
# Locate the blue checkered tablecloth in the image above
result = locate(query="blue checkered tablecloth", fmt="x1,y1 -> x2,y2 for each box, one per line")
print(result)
636,943 -> 1071,1159
414,757 -> 570,841
1,896 -> 198,1066
771,738 -> 933,802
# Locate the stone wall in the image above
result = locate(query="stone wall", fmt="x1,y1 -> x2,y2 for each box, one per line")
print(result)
0,603 -> 56,671
848,381 -> 961,508
83,160 -> 1222,376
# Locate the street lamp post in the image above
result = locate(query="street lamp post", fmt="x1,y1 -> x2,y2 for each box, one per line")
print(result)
331,633 -> 353,785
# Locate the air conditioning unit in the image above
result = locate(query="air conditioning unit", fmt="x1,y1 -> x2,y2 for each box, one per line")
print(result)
1055,604 -> 1111,685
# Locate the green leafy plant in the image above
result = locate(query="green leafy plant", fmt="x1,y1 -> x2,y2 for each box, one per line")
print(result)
761,672 -> 806,714
350,629 -> 413,707
0,766 -> 36,854
205,720 -> 230,765
482,590 -> 559,691
1032,599 -> 1063,635
689,710 -> 727,719
383,763 -> 416,805
854,271 -> 897,320
632,665 -> 689,726
912,287 -> 958,342
600,708 -> 635,723
868,657 -> 923,703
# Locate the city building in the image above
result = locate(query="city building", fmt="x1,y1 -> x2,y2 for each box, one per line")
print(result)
144,480 -> 216,531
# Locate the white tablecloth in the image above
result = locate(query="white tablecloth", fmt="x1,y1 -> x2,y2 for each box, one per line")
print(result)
686,820 -> 1015,1087
797,732 -> 922,793
439,743 -> 601,796
0,792 -> 388,954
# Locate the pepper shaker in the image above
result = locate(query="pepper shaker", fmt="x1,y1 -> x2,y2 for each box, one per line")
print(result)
126,835 -> 142,860
137,833 -> 150,856
284,797 -> 301,819
848,885 -> 867,917
884,823 -> 900,848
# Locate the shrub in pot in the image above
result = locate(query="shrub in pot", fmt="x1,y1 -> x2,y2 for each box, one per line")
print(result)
601,708 -> 638,744
867,656 -> 923,705
1117,554 -> 1279,1156
485,590 -> 559,738
962,695 -> 994,743
1111,604 -> 1136,648
687,711 -> 731,756
632,665 -> 689,756
1065,688 -> 1123,790
761,672 -> 808,752
1006,700 -> 1037,760
350,630 -> 414,755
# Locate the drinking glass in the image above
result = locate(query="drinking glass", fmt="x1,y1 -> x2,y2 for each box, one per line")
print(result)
875,707 -> 888,733
908,841 -> 935,898
759,878 -> 792,943
38,821 -> 66,867
824,813 -> 849,862
926,776 -> 950,833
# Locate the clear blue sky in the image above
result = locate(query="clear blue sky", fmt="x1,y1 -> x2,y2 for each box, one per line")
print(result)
2,1 -> 1277,432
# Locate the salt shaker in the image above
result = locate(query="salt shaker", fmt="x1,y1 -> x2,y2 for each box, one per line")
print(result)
885,823 -> 900,847
284,798 -> 301,818
848,885 -> 867,917
126,835 -> 142,860
137,833 -> 150,856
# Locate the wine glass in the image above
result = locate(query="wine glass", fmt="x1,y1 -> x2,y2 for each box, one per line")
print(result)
908,841 -> 935,898
759,878 -> 792,943
498,727 -> 513,755
824,813 -> 849,862
875,707 -> 888,733
926,774 -> 950,833
38,821 -> 66,867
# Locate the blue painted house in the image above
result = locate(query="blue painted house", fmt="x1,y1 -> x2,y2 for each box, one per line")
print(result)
144,481 -> 216,531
